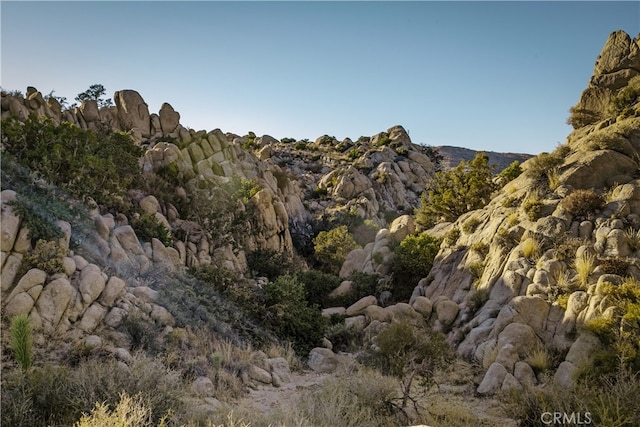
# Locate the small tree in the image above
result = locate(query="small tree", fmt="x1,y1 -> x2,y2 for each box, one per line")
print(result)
75,84 -> 113,108
313,225 -> 360,274
416,152 -> 496,229
372,322 -> 454,412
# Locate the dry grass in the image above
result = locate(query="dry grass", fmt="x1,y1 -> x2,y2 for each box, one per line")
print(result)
524,345 -> 550,374
521,237 -> 541,259
482,342 -> 499,370
574,252 -> 596,288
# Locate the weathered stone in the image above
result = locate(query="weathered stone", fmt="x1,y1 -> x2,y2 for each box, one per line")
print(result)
387,302 -> 424,326
78,303 -> 108,332
1,199 -> 20,252
322,307 -> 346,317
99,276 -> 127,307
79,264 -> 106,305
191,376 -> 214,396
501,373 -> 523,392
554,361 -> 578,389
1,253 -> 23,291
495,344 -> 519,373
434,298 -> 459,327
247,365 -> 272,384
150,304 -> 175,326
411,296 -> 433,319
114,90 -> 150,138
364,304 -> 393,323
308,347 -> 339,373
267,357 -> 291,384
133,286 -> 158,303
497,323 -> 539,358
35,277 -> 74,332
477,362 -> 508,395
139,195 -> 160,215
346,295 -> 377,316
514,361 -> 536,388
7,268 -> 47,302
388,215 -> 415,243
344,315 -> 367,331
159,103 -> 180,134
4,292 -> 36,318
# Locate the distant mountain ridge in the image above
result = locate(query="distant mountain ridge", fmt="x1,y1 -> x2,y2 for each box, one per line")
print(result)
434,145 -> 532,172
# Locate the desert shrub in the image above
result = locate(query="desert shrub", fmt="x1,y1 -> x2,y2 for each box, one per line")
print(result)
556,293 -> 571,309
0,354 -> 185,427
467,289 -> 490,312
415,152 -> 496,228
246,248 -> 296,281
347,148 -> 362,159
470,241 -> 489,256
1,115 -> 143,205
294,141 -> 307,150
391,233 -> 442,301
567,106 -> 602,128
609,75 -> 640,117
560,189 -> 604,217
497,161 -> 523,183
462,216 -> 482,234
502,195 -> 521,208
296,269 -> 342,308
522,193 -> 545,221
130,213 -> 173,247
21,239 -> 66,275
351,219 -> 379,246
443,227 -> 460,247
74,392 -> 152,427
263,275 -> 327,355
625,227 -> 640,251
368,322 -> 455,411
525,151 -> 565,184
2,158 -> 92,245
598,257 -> 629,276
313,225 -> 361,275
120,312 -> 161,352
10,315 -> 33,371
468,261 -> 485,281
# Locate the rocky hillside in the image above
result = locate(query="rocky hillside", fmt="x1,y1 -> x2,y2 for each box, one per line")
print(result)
328,30 -> 640,400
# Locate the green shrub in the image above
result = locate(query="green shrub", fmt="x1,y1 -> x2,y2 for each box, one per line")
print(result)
609,75 -> 640,117
347,148 -> 362,159
522,194 -> 545,221
130,213 -> 173,247
443,227 -> 461,247
21,239 -> 66,275
369,322 -> 454,410
598,257 -> 629,276
313,225 -> 361,275
294,141 -> 307,150
391,233 -> 442,301
467,289 -> 490,312
498,161 -> 523,183
525,151 -> 565,183
470,241 -> 489,256
263,275 -> 327,355
10,315 -> 33,371
560,189 -> 604,217
415,152 -> 496,228
462,216 -> 482,234
567,106 -> 602,129
246,248 -> 295,281
296,269 -> 342,308
1,116 -> 143,205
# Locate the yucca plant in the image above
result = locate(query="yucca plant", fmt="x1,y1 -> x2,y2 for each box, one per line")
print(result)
10,314 -> 33,371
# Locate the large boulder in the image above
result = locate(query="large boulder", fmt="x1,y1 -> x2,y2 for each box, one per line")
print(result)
159,103 -> 180,134
114,90 -> 150,138
308,347 -> 340,373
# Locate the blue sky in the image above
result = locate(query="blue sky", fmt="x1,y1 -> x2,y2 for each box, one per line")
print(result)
1,1 -> 638,154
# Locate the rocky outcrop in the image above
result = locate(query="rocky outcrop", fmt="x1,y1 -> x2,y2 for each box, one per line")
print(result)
570,30 -> 640,127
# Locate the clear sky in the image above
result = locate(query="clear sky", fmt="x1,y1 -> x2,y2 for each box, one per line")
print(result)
1,1 -> 638,154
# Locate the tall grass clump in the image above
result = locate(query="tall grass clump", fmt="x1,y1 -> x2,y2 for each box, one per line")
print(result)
10,314 -> 33,371
521,237 -> 541,260
74,392 -> 152,427
574,252 -> 596,288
